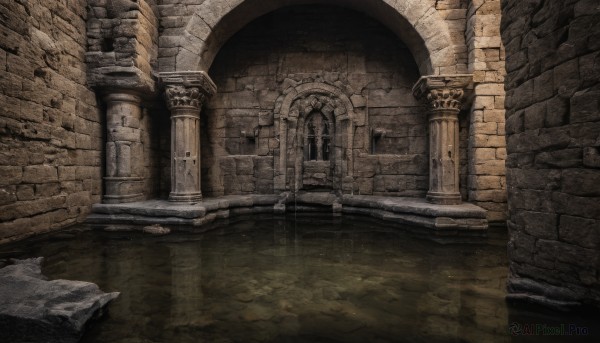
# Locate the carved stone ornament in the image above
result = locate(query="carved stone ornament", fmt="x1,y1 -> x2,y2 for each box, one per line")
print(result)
412,74 -> 473,111
159,71 -> 217,110
426,88 -> 465,110
164,86 -> 206,110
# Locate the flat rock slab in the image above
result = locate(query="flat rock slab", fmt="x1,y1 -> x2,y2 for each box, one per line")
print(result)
0,258 -> 119,343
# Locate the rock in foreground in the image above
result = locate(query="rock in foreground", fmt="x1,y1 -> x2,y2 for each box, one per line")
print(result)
0,258 -> 119,343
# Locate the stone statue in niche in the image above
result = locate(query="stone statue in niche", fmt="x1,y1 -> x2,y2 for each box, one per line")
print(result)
304,112 -> 330,161
302,111 -> 333,190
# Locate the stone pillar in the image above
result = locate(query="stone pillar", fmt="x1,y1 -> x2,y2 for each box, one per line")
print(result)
160,72 -> 217,202
104,92 -> 144,204
413,75 -> 472,205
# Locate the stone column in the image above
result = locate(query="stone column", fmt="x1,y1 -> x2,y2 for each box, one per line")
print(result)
160,72 -> 217,202
104,92 -> 144,204
413,75 -> 472,205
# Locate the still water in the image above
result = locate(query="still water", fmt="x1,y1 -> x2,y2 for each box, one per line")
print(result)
1,214 -> 598,342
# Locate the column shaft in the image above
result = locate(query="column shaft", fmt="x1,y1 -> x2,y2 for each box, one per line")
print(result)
103,92 -> 144,204
161,71 -> 217,203
169,109 -> 202,202
413,75 -> 472,205
427,110 -> 461,204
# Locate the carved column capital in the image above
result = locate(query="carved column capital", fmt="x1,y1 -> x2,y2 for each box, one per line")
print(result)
413,74 -> 472,111
160,71 -> 217,111
164,86 -> 206,111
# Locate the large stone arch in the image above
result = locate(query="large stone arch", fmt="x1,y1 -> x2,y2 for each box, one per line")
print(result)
174,0 -> 456,76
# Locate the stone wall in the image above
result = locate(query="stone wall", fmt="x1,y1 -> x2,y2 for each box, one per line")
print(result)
0,0 -> 102,243
201,6 -> 440,197
466,0 -> 507,222
86,0 -> 164,203
502,0 -> 600,309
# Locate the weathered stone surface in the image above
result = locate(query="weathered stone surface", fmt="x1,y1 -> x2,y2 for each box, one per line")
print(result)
503,0 -> 600,310
0,258 -> 119,343
88,194 -> 488,235
0,0 -> 107,242
3,1 -> 510,242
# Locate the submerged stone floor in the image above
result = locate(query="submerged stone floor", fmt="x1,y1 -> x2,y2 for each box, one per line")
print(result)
2,217 -> 598,343
87,194 -> 488,238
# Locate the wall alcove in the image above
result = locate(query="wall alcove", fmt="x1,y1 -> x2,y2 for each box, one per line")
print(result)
202,5 -> 433,197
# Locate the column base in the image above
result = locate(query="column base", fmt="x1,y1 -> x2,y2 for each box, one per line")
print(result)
169,192 -> 203,203
426,191 -> 462,205
104,177 -> 144,204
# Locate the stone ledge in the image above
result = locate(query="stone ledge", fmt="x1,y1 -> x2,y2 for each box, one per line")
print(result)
87,194 -> 488,237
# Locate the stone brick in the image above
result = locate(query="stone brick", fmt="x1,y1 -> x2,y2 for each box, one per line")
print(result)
534,149 -> 582,168
22,165 -> 58,183
559,215 -> 600,249
561,169 -> 600,196
0,196 -> 66,222
552,192 -> 600,220
0,166 -> 23,186
474,83 -> 504,96
16,185 -> 34,201
533,69 -> 554,102
468,175 -> 502,190
469,189 -> 507,202
570,90 -> 600,124
583,147 -> 600,168
515,211 -> 559,240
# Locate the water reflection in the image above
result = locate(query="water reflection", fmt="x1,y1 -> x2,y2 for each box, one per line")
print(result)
1,214 -> 597,343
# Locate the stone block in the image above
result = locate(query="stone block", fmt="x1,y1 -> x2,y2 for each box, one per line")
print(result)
471,148 -> 497,161
22,165 -> 58,184
234,156 -> 254,176
570,90 -> 600,123
534,149 -> 582,168
507,168 -> 561,191
471,160 -> 506,176
545,96 -> 568,127
0,196 -> 66,222
561,169 -> 600,196
552,192 -> 600,220
533,69 -> 554,102
468,189 -> 507,202
523,102 -> 546,130
472,134 -> 505,148
350,94 -> 366,108
583,147 -> 600,168
515,211 -> 558,240
35,183 -> 60,198
504,110 -> 523,134
468,175 -> 502,190
354,158 -> 377,178
15,185 -> 34,201
474,83 -> 504,96
559,215 -> 600,250
0,175 -> 17,204
0,167 -> 23,186
472,122 -> 498,135
553,58 -> 580,98
483,109 -> 505,123
258,111 -> 273,126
